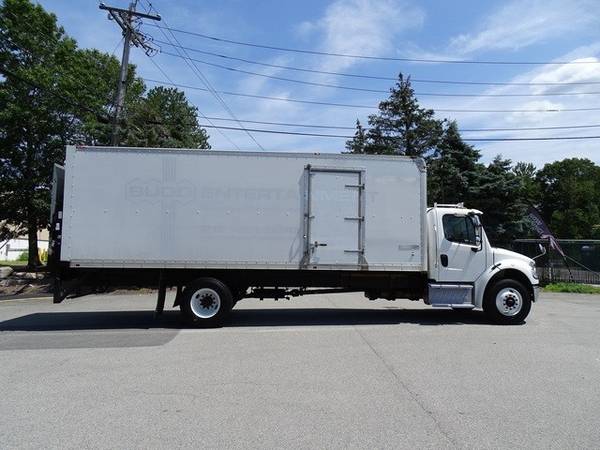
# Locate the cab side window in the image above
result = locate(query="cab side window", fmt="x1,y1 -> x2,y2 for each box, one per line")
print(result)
442,215 -> 477,245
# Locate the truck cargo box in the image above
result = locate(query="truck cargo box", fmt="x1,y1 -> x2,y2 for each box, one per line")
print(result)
60,146 -> 427,272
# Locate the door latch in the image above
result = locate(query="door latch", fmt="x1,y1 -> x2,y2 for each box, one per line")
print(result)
311,241 -> 327,253
440,254 -> 449,267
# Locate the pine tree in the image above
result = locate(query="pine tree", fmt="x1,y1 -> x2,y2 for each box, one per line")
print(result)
427,121 -> 482,204
344,120 -> 367,154
470,156 -> 527,245
346,74 -> 443,157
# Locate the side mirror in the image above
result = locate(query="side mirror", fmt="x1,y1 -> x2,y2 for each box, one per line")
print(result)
470,216 -> 483,252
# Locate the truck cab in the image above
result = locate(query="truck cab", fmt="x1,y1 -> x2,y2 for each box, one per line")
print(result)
426,204 -> 539,324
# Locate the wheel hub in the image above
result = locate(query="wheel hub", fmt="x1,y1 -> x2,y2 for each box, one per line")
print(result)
495,288 -> 523,317
190,288 -> 221,319
199,293 -> 216,309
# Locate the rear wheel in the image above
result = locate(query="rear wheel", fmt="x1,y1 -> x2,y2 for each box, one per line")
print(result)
180,278 -> 233,328
483,279 -> 531,325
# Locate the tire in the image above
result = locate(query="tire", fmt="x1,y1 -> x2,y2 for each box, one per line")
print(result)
483,279 -> 532,325
180,277 -> 233,328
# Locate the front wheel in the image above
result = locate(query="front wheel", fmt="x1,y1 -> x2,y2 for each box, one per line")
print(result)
483,279 -> 532,325
180,277 -> 233,328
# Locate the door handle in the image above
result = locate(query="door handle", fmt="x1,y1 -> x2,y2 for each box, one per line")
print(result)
311,241 -> 327,253
440,254 -> 448,267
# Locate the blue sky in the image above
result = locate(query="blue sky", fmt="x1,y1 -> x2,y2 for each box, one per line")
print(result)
39,0 -> 600,166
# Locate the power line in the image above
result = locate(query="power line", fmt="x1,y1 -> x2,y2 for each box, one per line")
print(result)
201,116 -> 600,133
152,38 -> 600,87
159,50 -> 600,98
463,135 -> 600,142
143,77 -> 600,113
198,124 -> 600,141
2,26 -> 234,147
160,50 -> 388,94
139,1 -> 241,149
17,60 -> 597,143
110,36 -> 125,57
199,124 -> 352,138
144,77 -> 376,108
461,123 -> 600,132
145,23 -> 600,66
146,56 -> 243,151
100,1 -> 161,145
159,26 -> 264,150
149,12 -> 264,150
5,59 -> 600,144
203,116 -> 355,130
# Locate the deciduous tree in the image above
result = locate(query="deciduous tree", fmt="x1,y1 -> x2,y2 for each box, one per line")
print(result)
0,0 -> 210,267
122,86 -> 210,149
536,158 -> 600,238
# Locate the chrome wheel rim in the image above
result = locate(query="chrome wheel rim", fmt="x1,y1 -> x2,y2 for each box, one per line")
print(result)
495,287 -> 523,316
190,288 -> 221,319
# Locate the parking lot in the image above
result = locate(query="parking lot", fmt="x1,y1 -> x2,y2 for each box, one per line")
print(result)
0,291 -> 599,449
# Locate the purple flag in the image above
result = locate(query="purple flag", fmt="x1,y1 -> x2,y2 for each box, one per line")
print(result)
527,206 -> 565,257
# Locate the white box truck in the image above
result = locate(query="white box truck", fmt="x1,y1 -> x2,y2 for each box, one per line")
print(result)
49,145 -> 539,326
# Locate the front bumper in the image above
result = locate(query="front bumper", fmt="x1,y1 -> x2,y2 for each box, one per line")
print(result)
533,285 -> 540,302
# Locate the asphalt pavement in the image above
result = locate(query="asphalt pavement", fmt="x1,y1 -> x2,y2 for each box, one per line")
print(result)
0,291 -> 599,449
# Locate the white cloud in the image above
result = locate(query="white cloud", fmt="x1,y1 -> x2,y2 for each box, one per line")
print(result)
528,57 -> 600,95
204,0 -> 425,151
301,0 -> 425,71
449,0 -> 600,55
427,44 -> 600,166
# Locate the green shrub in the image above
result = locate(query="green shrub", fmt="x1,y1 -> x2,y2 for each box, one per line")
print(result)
17,251 -> 28,261
544,283 -> 600,294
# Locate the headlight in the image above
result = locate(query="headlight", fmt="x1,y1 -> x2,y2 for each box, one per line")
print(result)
530,260 -> 538,279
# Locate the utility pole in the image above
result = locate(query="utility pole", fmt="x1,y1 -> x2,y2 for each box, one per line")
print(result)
100,2 -> 160,145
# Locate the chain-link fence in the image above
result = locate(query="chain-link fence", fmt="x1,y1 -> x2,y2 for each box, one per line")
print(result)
512,239 -> 600,285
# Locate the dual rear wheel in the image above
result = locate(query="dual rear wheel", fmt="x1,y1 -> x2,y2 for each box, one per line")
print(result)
180,278 -> 233,328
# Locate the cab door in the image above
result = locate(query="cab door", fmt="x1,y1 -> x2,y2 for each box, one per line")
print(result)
436,213 -> 487,282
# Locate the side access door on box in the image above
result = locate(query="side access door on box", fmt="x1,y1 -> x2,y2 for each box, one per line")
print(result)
302,165 -> 366,269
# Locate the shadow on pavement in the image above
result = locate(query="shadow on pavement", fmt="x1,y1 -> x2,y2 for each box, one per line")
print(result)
0,311 -> 181,332
0,308 -> 496,350
0,307 -> 491,333
231,307 -> 491,326
0,311 -> 181,350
